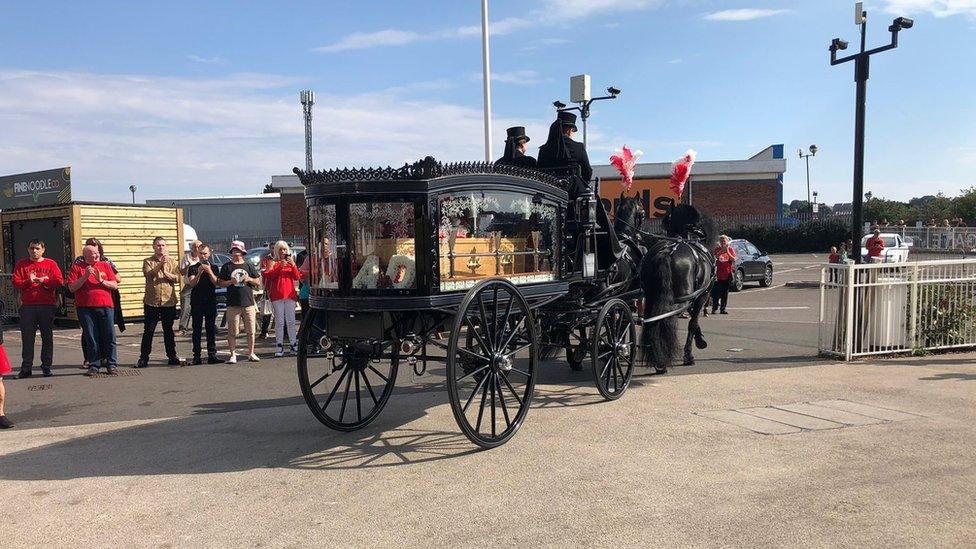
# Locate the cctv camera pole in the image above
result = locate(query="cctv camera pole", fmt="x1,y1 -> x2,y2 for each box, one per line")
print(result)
830,5 -> 911,263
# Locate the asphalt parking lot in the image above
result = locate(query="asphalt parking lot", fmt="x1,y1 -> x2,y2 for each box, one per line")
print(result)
2,253 -> 974,547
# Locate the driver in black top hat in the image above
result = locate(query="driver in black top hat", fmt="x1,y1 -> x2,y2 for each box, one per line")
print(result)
537,111 -> 592,196
495,126 -> 537,169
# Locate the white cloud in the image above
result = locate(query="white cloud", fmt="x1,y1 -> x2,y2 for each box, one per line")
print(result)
316,0 -> 663,53
477,70 -> 546,85
881,0 -> 976,18
186,54 -> 226,65
0,70 -> 546,201
704,8 -> 788,21
312,29 -> 429,53
668,58 -> 683,64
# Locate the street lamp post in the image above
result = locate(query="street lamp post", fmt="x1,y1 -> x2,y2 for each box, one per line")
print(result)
829,3 -> 912,263
799,144 -> 818,207
129,185 -> 137,204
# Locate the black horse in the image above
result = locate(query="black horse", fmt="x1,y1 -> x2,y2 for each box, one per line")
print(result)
630,202 -> 716,373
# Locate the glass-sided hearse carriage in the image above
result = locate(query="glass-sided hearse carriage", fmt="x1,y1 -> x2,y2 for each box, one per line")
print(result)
295,157 -> 638,448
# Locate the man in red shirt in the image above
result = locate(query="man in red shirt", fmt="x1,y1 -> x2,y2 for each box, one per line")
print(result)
865,228 -> 885,261
11,239 -> 64,378
711,235 -> 737,315
68,245 -> 120,376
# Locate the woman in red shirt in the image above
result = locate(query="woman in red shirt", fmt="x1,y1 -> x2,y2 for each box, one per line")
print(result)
711,235 -> 737,315
264,241 -> 302,357
68,245 -> 120,375
0,301 -> 13,428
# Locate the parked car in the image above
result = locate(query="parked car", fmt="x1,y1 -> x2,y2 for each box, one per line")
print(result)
244,246 -> 306,269
860,233 -> 911,263
729,239 -> 773,292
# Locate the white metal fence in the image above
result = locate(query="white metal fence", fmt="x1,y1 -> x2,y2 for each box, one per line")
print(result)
878,226 -> 976,252
819,259 -> 976,360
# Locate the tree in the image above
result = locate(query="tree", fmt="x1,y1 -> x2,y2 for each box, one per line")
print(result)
263,184 -> 279,194
864,197 -> 912,225
916,193 -> 953,224
952,187 -> 976,225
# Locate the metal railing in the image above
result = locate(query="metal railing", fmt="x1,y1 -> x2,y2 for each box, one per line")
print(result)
819,259 -> 976,360
0,274 -> 18,320
877,226 -> 976,252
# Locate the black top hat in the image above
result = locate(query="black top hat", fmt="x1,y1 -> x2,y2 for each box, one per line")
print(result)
505,126 -> 530,143
557,111 -> 578,131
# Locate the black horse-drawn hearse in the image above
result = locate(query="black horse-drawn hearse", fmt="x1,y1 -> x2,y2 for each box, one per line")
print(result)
293,156 -> 711,448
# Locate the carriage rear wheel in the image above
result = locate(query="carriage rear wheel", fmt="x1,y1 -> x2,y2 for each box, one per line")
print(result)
591,298 -> 636,400
298,308 -> 399,431
447,279 -> 537,449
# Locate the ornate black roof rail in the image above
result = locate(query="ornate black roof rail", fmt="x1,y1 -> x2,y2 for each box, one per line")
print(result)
293,156 -> 565,189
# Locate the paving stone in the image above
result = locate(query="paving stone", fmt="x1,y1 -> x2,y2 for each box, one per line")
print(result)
775,402 -> 884,426
811,399 -> 922,422
738,406 -> 844,431
697,410 -> 801,435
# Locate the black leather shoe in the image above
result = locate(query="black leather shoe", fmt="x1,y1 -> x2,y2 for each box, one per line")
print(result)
167,357 -> 182,366
135,359 -> 148,369
191,357 -> 202,365
207,355 -> 224,364
42,369 -> 53,377
0,416 -> 13,429
16,370 -> 31,379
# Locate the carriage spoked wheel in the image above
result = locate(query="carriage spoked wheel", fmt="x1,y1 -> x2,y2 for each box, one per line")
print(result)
591,298 -> 636,400
297,308 -> 399,432
565,325 -> 588,371
447,279 -> 538,449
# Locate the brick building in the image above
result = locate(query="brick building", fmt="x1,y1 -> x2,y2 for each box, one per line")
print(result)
593,144 -> 787,220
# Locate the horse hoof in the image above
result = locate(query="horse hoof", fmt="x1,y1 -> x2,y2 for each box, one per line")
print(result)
654,367 -> 668,375
695,337 -> 708,350
683,357 -> 695,366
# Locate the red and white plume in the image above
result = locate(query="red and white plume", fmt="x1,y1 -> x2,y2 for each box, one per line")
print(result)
670,149 -> 697,197
609,145 -> 643,190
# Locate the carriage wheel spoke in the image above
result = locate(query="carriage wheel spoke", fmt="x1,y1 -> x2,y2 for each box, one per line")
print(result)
604,357 -> 613,391
338,368 -> 354,421
508,366 -> 532,378
491,286 -> 500,348
367,364 -> 390,383
497,297 -> 515,350
361,368 -> 380,405
504,342 -> 532,357
478,294 -> 493,350
498,370 -> 523,406
463,371 -> 490,413
321,365 -> 350,410
355,370 -> 362,422
496,375 -> 512,428
308,372 -> 330,390
475,377 -> 491,433
614,361 -> 628,389
465,316 -> 492,357
500,316 -> 525,351
612,357 -> 619,392
456,346 -> 490,363
490,374 -> 497,437
457,364 -> 490,382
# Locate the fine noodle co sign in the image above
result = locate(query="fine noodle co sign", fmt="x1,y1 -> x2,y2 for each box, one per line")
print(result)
0,167 -> 72,210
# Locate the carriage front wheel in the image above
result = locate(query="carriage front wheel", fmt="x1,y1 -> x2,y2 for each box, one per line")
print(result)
591,298 -> 636,400
447,279 -> 537,449
297,308 -> 399,431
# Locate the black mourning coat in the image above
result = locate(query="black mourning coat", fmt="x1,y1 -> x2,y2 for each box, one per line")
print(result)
536,121 -> 592,196
495,152 -> 538,169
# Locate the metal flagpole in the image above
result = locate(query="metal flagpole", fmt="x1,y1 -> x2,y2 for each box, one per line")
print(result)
480,0 -> 493,162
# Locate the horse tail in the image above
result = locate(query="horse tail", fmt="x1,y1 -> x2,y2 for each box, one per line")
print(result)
640,250 -> 678,372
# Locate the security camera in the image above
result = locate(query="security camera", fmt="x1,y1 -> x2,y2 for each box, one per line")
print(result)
809,144 -> 818,155
553,100 -> 566,109
831,38 -> 849,51
607,86 -> 621,96
889,17 -> 913,31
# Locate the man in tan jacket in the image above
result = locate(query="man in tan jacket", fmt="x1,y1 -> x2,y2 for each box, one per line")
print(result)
137,236 -> 182,367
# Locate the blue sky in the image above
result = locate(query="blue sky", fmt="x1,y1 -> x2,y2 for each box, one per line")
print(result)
1,0 -> 974,205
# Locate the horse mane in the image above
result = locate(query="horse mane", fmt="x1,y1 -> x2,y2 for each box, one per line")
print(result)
663,204 -> 717,248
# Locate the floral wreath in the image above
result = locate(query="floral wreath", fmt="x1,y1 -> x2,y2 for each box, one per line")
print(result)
352,255 -> 380,289
386,255 -> 416,289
